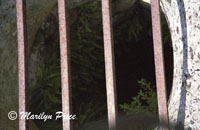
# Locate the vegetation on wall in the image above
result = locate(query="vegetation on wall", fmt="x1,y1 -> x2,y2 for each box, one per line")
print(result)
30,1 -> 171,129
120,79 -> 158,114
31,2 -> 106,129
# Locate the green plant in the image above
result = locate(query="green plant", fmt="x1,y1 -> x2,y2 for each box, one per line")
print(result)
120,78 -> 158,114
30,2 -> 107,129
73,101 -> 106,129
69,1 -> 105,96
30,1 -> 172,129
30,53 -> 62,114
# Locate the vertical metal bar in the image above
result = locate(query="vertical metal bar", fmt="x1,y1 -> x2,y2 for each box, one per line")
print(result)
150,0 -> 169,129
101,0 -> 118,130
16,0 -> 29,130
58,0 -> 72,130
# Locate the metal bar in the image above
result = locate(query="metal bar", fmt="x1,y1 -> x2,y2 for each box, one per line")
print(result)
150,0 -> 169,129
58,0 -> 72,130
101,0 -> 118,130
16,0 -> 29,130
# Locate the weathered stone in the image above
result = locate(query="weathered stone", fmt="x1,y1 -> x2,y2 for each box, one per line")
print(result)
161,0 -> 200,129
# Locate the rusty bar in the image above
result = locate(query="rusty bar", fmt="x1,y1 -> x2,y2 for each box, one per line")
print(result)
101,0 -> 118,130
58,0 -> 72,130
150,0 -> 169,129
16,0 -> 29,130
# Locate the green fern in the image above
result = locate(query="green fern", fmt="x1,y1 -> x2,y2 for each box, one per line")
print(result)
120,78 -> 158,114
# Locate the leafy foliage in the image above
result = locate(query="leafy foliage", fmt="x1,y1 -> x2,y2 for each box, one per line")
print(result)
30,47 -> 62,114
74,101 -> 106,129
120,79 -> 158,114
30,2 -> 107,129
30,1 -> 171,129
69,2 -> 105,98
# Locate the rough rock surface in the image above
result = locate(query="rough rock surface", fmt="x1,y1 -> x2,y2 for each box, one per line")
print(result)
161,0 -> 200,129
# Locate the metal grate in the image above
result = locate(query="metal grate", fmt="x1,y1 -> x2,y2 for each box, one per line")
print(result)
150,0 -> 169,129
16,0 -> 169,130
16,0 -> 28,130
58,0 -> 72,130
101,0 -> 118,130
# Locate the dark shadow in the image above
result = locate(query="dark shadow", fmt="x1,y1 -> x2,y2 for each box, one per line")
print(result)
85,113 -> 183,130
163,40 -> 174,100
175,0 -> 189,129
